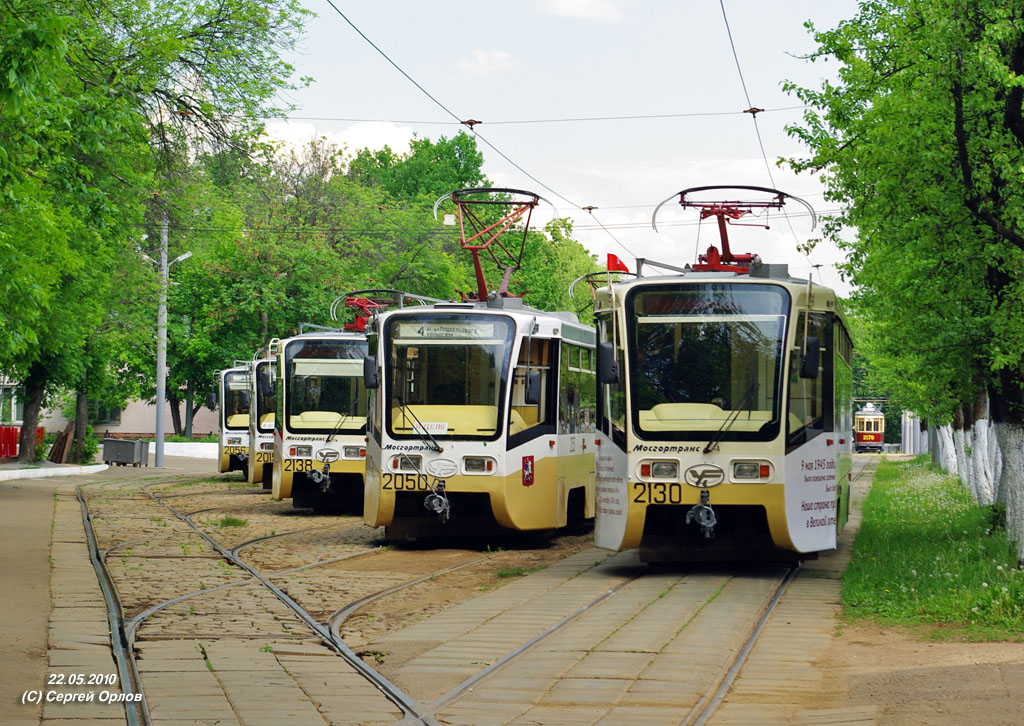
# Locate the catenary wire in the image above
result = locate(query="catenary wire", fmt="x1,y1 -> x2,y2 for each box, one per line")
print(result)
319,0 -> 637,258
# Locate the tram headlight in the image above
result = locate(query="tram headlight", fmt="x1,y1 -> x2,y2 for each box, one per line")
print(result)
732,461 -> 772,480
260,442 -> 273,451
344,446 -> 366,458
227,437 -> 242,445
391,455 -> 421,471
651,461 -> 678,478
641,460 -> 678,479
290,445 -> 312,457
464,457 -> 495,474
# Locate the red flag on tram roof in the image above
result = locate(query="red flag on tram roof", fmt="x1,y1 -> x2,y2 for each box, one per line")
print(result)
607,253 -> 630,273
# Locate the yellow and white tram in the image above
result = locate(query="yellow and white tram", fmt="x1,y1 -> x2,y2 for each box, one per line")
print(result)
270,291 -> 441,512
270,324 -> 369,512
593,186 -> 853,562
362,301 -> 597,536
246,349 -> 276,487
362,188 -> 597,537
216,364 -> 251,476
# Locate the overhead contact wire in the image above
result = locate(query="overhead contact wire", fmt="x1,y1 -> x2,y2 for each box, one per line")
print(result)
320,0 -> 635,257
718,0 -> 811,267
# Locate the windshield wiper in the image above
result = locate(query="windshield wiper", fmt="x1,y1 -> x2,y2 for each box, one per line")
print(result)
398,386 -> 443,453
703,379 -> 760,454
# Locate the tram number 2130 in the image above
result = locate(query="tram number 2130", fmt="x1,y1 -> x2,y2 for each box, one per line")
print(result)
632,481 -> 687,505
382,473 -> 435,491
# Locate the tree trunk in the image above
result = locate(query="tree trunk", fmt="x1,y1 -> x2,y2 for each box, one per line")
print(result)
184,378 -> 194,439
167,390 -> 183,436
71,390 -> 89,464
17,362 -> 47,463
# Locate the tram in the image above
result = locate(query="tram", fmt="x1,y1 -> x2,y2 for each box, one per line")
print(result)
592,186 -> 853,562
363,189 -> 597,538
854,402 -> 885,453
246,348 -> 276,487
270,291 -> 438,512
216,364 -> 251,477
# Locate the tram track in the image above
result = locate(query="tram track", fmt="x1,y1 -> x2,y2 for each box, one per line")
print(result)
80,474 -> 594,725
77,463 -> 874,725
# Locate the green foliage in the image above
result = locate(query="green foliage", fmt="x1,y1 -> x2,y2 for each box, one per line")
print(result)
785,0 -> 1024,423
843,458 -> 1024,639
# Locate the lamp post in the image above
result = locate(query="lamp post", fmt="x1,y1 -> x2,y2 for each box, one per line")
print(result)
154,211 -> 191,467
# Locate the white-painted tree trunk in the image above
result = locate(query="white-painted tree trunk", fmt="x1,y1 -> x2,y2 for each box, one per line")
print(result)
969,419 -> 997,505
938,425 -> 958,474
953,426 -> 973,496
995,423 -> 1024,562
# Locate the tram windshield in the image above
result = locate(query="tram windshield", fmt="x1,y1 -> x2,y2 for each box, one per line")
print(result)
254,361 -> 275,433
284,338 -> 368,434
384,314 -> 514,440
626,283 -> 789,442
222,370 -> 250,430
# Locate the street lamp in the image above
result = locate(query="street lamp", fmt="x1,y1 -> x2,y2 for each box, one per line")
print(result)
150,212 -> 191,467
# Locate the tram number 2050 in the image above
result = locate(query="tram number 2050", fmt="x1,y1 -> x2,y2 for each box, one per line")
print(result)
632,481 -> 686,505
382,473 -> 433,491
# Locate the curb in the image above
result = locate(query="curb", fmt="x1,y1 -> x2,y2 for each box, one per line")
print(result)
0,464 -> 109,482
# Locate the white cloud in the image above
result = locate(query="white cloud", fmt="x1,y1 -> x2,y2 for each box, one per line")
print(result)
536,0 -> 627,22
262,120 -> 416,157
456,49 -> 518,77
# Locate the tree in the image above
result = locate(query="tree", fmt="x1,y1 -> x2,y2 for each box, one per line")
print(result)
0,0 -> 310,460
784,0 -> 1024,428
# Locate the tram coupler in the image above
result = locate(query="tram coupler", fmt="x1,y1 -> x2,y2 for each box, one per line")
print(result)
309,463 -> 330,492
423,481 -> 451,524
238,452 -> 248,463
685,489 -> 717,538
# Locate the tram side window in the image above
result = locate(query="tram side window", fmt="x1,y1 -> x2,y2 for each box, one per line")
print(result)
559,344 -> 596,435
510,338 -> 551,436
787,312 -> 833,449
596,314 -> 627,449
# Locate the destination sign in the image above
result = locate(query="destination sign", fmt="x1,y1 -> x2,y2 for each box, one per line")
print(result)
396,322 -> 495,340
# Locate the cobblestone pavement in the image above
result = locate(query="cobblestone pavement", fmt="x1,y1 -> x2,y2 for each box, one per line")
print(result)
3,456 -> 877,725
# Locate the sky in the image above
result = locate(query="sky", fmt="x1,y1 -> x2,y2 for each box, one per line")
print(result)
268,0 -> 861,297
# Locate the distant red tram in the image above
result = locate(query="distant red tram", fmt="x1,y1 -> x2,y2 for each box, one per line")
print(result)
854,402 -> 885,453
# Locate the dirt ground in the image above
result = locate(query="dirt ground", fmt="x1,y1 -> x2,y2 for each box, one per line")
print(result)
817,620 -> 1024,724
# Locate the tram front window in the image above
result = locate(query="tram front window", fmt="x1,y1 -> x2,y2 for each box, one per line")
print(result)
627,284 -> 788,442
385,315 -> 514,440
223,371 -> 250,430
285,339 -> 368,434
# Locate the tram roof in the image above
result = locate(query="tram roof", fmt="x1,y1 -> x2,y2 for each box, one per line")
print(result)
595,262 -> 844,319
374,298 -> 586,329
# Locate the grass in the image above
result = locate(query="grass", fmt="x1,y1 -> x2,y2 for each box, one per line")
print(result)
496,564 -> 546,578
216,515 -> 248,528
842,456 -> 1024,640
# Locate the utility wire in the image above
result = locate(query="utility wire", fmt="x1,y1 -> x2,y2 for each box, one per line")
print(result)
273,106 -> 809,126
319,0 -> 636,258
719,0 -> 814,273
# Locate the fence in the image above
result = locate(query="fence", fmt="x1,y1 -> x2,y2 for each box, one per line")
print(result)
0,426 -> 44,458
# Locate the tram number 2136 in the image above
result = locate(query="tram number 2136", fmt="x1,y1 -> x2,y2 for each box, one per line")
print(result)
632,481 -> 686,505
382,473 -> 435,491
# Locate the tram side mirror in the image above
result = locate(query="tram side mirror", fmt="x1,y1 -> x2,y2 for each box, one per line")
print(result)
363,355 -> 379,389
525,370 -> 542,405
799,337 -> 821,379
239,391 -> 251,410
206,392 -> 217,410
597,342 -> 619,385
257,377 -> 273,397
